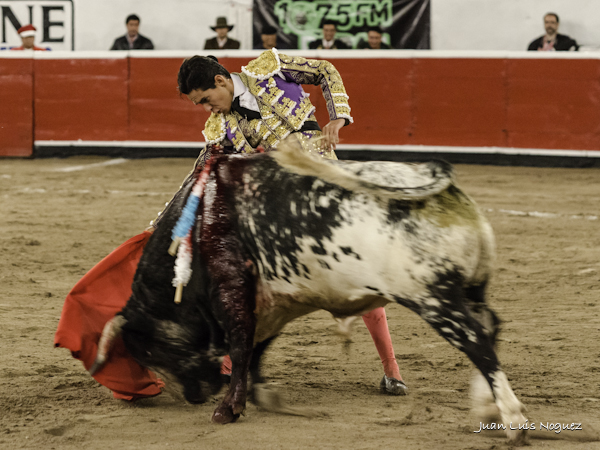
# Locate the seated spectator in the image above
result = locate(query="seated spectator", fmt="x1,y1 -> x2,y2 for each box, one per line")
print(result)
10,25 -> 47,51
204,17 -> 240,50
356,26 -> 392,49
309,20 -> 349,49
257,25 -> 279,50
110,14 -> 154,50
528,13 -> 578,51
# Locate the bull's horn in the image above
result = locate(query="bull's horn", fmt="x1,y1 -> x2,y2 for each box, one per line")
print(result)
89,315 -> 127,376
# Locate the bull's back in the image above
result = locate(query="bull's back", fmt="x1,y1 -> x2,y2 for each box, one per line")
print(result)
228,156 -> 492,321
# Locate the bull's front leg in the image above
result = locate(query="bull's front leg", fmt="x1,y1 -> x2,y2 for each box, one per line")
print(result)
200,172 -> 256,424
210,267 -> 256,424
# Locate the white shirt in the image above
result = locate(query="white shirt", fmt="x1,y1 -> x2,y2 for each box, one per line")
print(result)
322,39 -> 335,49
231,73 -> 260,112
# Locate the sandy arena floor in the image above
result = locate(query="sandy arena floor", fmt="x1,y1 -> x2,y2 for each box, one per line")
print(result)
1,156 -> 599,450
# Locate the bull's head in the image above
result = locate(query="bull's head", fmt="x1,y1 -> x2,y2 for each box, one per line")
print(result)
91,294 -> 226,404
89,167 -> 228,403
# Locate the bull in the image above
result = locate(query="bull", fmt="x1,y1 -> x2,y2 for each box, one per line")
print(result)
92,142 -> 527,444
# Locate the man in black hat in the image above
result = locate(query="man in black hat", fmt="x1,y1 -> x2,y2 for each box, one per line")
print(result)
204,17 -> 240,50
110,14 -> 154,50
252,25 -> 280,50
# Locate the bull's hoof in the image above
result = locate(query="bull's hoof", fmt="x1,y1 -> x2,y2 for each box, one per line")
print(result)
380,375 -> 408,396
211,404 -> 240,424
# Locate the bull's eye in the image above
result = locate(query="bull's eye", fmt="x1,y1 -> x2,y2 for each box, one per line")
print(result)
146,350 -> 152,356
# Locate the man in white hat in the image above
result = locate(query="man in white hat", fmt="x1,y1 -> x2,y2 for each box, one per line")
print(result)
11,24 -> 47,51
204,17 -> 240,50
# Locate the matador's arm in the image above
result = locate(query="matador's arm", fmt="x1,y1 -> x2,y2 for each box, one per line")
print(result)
242,49 -> 353,126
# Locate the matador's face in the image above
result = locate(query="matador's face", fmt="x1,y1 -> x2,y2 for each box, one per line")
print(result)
187,75 -> 234,115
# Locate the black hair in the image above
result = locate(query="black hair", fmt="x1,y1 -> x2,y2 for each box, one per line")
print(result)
545,12 -> 559,23
322,20 -> 338,29
177,55 -> 231,95
262,25 -> 277,35
126,14 -> 140,24
367,26 -> 383,34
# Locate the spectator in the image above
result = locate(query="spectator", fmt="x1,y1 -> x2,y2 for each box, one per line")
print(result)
356,26 -> 392,49
257,25 -> 279,50
110,14 -> 154,50
204,17 -> 240,50
308,20 -> 349,49
528,13 -> 578,51
10,24 -> 47,51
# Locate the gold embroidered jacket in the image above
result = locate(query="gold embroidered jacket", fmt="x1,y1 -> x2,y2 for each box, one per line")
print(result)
202,48 -> 353,154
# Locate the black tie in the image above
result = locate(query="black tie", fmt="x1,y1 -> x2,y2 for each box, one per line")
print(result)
231,96 -> 261,121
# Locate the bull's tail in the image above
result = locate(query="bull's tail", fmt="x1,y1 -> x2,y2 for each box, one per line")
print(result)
271,138 -> 454,201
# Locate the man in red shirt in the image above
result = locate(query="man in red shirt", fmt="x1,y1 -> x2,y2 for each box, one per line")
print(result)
10,24 -> 48,51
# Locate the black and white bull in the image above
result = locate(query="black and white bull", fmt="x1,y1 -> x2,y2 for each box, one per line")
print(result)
92,142 -> 527,443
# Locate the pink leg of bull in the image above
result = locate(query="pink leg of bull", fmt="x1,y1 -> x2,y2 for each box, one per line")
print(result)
221,355 -> 232,374
362,308 -> 402,380
220,310 -> 403,382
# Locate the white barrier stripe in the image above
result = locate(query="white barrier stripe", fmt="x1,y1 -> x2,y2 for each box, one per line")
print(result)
336,144 -> 600,158
35,141 -> 600,157
52,158 -> 128,172
15,187 -> 171,196
487,208 -> 598,221
2,49 -> 599,61
36,140 -> 203,148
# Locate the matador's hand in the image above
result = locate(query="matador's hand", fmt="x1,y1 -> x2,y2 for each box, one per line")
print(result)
322,118 -> 346,151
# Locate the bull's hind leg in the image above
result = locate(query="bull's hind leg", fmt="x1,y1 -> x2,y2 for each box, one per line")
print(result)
464,284 -> 503,422
399,284 -> 526,444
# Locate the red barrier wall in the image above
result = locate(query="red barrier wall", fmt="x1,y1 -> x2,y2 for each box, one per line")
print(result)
2,53 -> 600,156
0,58 -> 33,156
34,58 -> 128,141
506,59 -> 600,150
413,58 -> 507,147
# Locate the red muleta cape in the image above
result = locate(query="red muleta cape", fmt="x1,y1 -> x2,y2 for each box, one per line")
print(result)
54,231 -> 165,400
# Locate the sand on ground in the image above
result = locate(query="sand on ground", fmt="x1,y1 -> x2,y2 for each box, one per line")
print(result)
1,157 -> 599,450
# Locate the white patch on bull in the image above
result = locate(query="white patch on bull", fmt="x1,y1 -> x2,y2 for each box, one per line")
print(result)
465,327 -> 479,343
311,179 -> 326,190
290,201 -> 297,216
424,297 -> 441,308
446,335 -> 463,348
